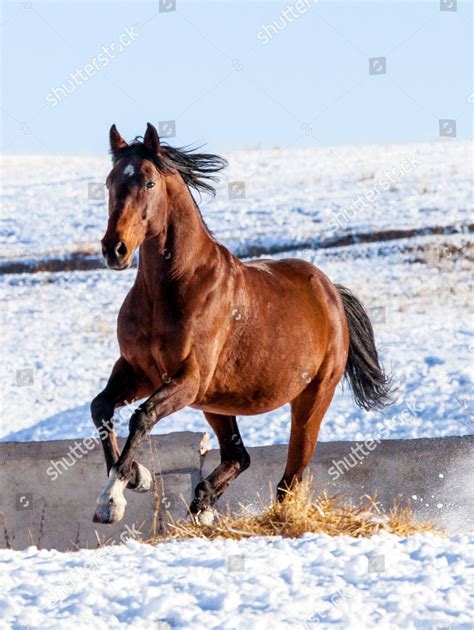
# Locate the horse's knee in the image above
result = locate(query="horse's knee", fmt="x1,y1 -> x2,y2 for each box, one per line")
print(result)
128,403 -> 154,434
91,394 -> 113,428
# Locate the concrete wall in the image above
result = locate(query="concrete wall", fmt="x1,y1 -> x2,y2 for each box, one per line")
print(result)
1,433 -> 472,550
0,432 -> 206,551
205,435 -> 474,533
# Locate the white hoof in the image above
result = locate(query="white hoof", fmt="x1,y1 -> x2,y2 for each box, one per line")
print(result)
93,469 -> 127,524
196,508 -> 216,526
129,463 -> 152,493
93,498 -> 126,524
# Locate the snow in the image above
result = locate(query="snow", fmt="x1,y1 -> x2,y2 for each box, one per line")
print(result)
1,140 -> 473,628
1,533 -> 473,629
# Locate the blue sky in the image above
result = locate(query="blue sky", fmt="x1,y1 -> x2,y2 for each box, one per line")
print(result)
1,0 -> 472,154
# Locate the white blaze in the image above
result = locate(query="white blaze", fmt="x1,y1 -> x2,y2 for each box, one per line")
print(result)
124,164 -> 135,177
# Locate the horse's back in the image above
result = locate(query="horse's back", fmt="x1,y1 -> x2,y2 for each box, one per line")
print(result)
244,257 -> 345,321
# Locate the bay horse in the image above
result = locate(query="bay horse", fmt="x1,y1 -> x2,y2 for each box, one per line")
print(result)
91,123 -> 391,524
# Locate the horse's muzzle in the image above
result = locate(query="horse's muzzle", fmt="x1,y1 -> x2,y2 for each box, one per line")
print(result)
101,239 -> 131,270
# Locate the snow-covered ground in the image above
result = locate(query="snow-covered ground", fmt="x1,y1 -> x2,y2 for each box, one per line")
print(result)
1,533 -> 473,629
1,140 -> 472,261
1,140 -> 473,629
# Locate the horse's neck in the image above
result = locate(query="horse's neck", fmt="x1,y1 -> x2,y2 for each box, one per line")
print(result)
137,175 -> 220,297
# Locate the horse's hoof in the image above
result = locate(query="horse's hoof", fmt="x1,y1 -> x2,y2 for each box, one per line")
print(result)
93,469 -> 128,524
92,497 -> 127,524
196,508 -> 216,526
127,463 -> 152,493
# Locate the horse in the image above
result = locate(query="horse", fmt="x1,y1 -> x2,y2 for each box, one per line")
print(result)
91,123 -> 392,524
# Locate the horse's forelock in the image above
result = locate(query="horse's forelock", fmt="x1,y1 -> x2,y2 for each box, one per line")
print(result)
110,140 -> 227,196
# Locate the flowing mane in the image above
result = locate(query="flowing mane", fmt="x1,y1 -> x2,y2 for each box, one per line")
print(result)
110,139 -> 228,197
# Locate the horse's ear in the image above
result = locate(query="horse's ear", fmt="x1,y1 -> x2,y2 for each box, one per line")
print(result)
109,124 -> 127,153
144,122 -> 160,154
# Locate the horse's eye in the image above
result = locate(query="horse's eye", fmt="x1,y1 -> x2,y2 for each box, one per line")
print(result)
145,181 -> 155,190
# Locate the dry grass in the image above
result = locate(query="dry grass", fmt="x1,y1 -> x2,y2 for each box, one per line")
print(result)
149,479 -> 439,543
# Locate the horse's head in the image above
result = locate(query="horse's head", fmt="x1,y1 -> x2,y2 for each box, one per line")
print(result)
101,123 -> 167,270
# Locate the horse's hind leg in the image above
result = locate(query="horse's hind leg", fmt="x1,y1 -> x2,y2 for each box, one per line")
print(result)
190,413 -> 250,521
277,376 -> 338,501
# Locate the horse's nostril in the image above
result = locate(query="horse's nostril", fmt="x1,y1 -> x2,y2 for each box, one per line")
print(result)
115,241 -> 128,258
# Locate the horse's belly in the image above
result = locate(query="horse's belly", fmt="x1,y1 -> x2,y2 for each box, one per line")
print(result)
192,395 -> 288,416
194,356 -> 315,416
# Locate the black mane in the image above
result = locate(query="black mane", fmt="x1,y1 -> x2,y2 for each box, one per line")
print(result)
110,139 -> 227,197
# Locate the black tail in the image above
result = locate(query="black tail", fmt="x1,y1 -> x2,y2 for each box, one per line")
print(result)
336,284 -> 393,411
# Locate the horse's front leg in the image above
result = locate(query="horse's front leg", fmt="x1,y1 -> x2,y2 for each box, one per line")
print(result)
93,356 -> 200,524
91,357 -> 141,474
91,358 -> 154,524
